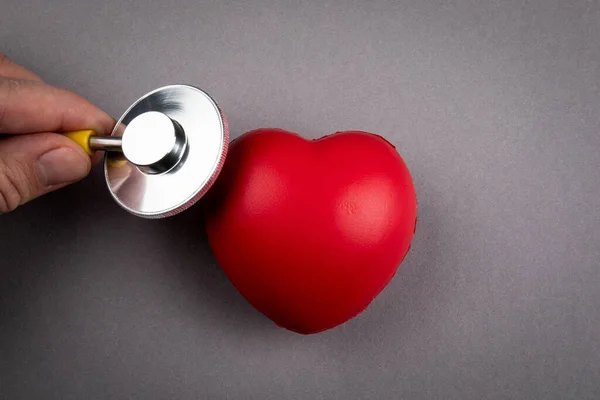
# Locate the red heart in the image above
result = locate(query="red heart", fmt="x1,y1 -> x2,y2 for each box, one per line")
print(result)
204,128 -> 417,334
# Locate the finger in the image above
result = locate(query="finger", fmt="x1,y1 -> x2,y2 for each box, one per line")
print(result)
0,53 -> 43,82
90,150 -> 104,166
0,78 -> 115,135
0,132 -> 91,213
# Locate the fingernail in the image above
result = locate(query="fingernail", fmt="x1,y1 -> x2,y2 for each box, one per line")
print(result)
37,148 -> 90,187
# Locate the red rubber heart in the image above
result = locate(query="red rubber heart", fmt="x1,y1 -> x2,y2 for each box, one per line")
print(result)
204,128 -> 417,334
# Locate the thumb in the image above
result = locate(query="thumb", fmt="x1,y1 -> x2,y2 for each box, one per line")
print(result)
0,132 -> 91,213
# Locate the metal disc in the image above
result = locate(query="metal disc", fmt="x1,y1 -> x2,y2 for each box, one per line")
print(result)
104,84 -> 228,218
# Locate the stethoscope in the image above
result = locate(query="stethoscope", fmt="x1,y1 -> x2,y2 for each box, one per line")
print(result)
64,84 -> 228,218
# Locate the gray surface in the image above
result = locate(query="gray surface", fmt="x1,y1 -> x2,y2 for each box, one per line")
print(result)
1,0 -> 599,398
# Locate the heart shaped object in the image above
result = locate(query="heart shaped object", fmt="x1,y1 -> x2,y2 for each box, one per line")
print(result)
204,128 -> 417,334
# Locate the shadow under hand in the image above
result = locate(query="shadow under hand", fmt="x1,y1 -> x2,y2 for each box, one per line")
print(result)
0,166 -> 275,338
0,167 -> 116,325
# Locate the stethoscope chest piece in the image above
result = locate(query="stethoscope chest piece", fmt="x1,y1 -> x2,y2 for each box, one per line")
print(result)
101,85 -> 228,218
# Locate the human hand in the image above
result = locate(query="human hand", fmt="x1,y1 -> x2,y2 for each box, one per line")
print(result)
0,53 -> 115,213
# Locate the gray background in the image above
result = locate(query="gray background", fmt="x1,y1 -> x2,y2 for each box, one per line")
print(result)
1,0 -> 599,398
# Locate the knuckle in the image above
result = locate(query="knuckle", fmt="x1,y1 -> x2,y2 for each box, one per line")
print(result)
0,157 -> 32,213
